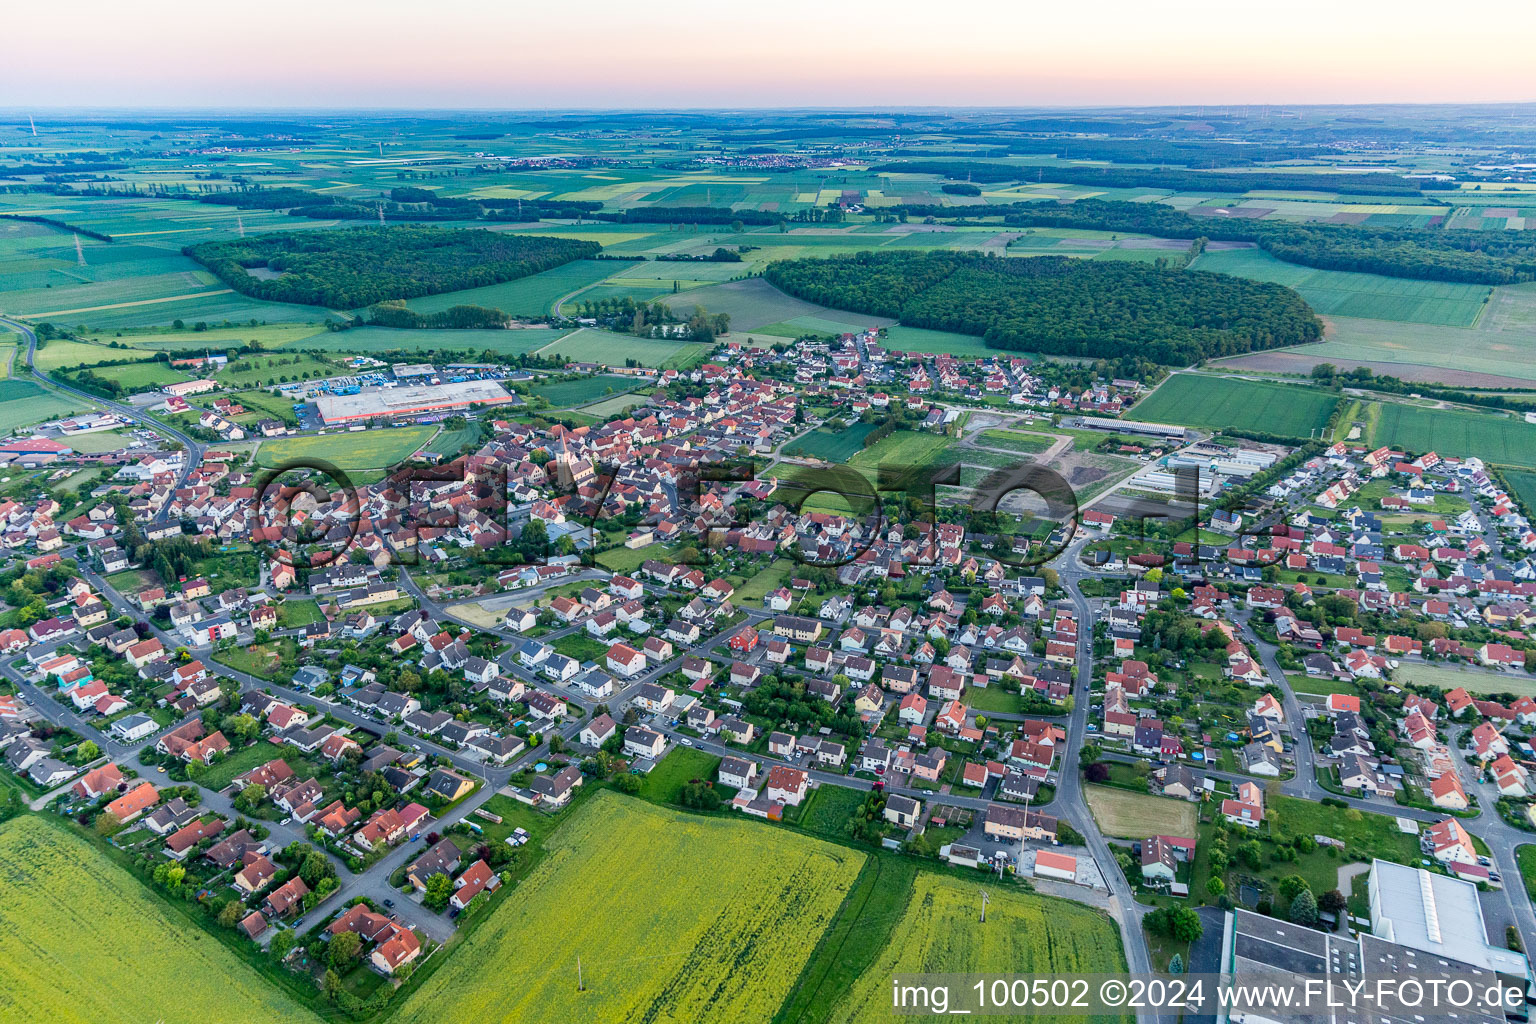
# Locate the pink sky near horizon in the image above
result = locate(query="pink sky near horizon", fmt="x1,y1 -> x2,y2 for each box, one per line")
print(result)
7,0 -> 1536,108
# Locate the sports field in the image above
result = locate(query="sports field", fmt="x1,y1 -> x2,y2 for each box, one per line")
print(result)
1365,401 -> 1536,469
393,791 -> 863,1024
1131,374 -> 1339,437
825,873 -> 1129,1023
785,422 -> 879,461
1192,248 -> 1491,327
0,816 -> 318,1024
1085,785 -> 1199,839
255,424 -> 437,471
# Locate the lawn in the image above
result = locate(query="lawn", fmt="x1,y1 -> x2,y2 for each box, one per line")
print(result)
637,746 -> 723,804
1518,845 -> 1536,903
594,545 -> 659,574
199,739 -> 307,791
1084,783 -> 1198,839
848,430 -> 959,476
551,632 -> 612,665
275,599 -> 325,629
1392,661 -> 1536,698
1131,374 -> 1340,438
392,790 -> 863,1024
734,559 -> 795,605
823,872 -> 1129,1023
255,425 -> 437,472
784,421 -> 878,462
795,783 -> 869,841
0,816 -> 318,1023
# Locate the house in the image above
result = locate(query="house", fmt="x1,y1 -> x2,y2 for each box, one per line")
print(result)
450,859 -> 501,911
606,642 -> 648,678
1430,772 -> 1469,811
764,764 -> 810,806
634,683 -> 675,714
984,803 -> 1056,842
264,877 -> 310,918
580,714 -> 617,747
104,781 -> 159,823
624,726 -> 666,760
718,755 -> 757,789
1425,817 -> 1478,866
1221,781 -> 1265,828
530,765 -> 584,809
885,793 -> 921,829
407,839 -> 462,891
423,768 -> 474,803
73,763 -> 127,800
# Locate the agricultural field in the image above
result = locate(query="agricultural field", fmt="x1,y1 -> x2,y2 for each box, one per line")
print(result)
254,425 -> 437,472
667,277 -> 896,334
1392,661 -> 1536,698
402,258 -> 621,317
528,374 -> 635,407
537,327 -> 702,368
0,380 -> 87,431
1506,470 -> 1536,518
1131,374 -> 1339,438
1363,401 -> 1536,469
0,816 -> 318,1024
393,790 -> 863,1024
784,421 -> 878,462
1191,248 -> 1491,327
216,354 -> 339,388
1084,784 -> 1198,839
824,872 -> 1129,1024
878,324 -> 997,357
60,359 -> 189,393
286,326 -> 572,357
576,393 -> 653,419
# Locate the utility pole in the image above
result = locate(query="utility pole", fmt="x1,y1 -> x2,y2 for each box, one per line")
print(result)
979,890 -> 989,923
577,956 -> 585,992
73,234 -> 86,267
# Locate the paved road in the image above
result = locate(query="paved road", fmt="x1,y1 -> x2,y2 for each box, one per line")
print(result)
1,315 -> 205,506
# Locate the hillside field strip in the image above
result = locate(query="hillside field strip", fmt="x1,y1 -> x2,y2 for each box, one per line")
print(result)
825,872 -> 1130,1024
529,374 -> 636,407
402,258 -> 621,317
255,425 -> 438,472
535,327 -> 704,368
392,791 -> 863,1024
0,379 -> 87,431
0,816 -> 318,1024
1130,374 -> 1340,437
1084,784 -> 1199,839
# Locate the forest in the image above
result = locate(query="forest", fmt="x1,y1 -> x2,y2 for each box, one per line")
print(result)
872,160 -> 1446,196
187,226 -> 600,308
887,198 -> 1536,285
764,250 -> 1321,365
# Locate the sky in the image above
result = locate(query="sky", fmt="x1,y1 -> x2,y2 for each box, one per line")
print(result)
7,0 -> 1536,109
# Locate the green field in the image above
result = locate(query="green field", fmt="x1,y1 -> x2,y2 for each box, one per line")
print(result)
576,393 -> 652,418
529,374 -> 635,407
0,816 -> 318,1024
217,354 -> 339,388
1192,248 -> 1491,327
255,425 -> 438,471
1132,374 -> 1339,437
0,380 -> 86,430
1365,401 -> 1536,468
1506,470 -> 1536,517
825,872 -> 1129,1023
403,258 -> 621,317
849,430 -> 959,473
878,324 -> 997,356
286,326 -> 572,357
61,359 -> 189,393
393,790 -> 863,1024
785,421 -> 879,461
537,327 -> 702,368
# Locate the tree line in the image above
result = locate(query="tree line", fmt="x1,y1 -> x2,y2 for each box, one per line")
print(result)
871,160 -> 1450,197
187,226 -> 600,309
884,198 -> 1536,285
764,250 -> 1321,365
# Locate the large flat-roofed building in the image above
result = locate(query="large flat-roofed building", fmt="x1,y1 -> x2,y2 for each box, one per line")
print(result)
163,379 -> 218,398
1367,858 -> 1529,978
1224,907 -> 1515,1024
313,381 -> 517,425
392,364 -> 435,380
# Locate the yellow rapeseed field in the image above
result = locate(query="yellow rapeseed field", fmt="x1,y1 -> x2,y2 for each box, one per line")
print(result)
393,790 -> 865,1024
0,816 -> 318,1024
827,873 -> 1130,1023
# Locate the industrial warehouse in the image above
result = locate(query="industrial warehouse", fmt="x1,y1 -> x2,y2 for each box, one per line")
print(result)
312,380 -> 519,426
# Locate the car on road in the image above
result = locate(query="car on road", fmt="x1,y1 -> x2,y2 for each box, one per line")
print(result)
411,833 -> 421,842
383,898 -> 394,908
280,817 -> 292,826
679,738 -> 693,746
156,766 -> 166,774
